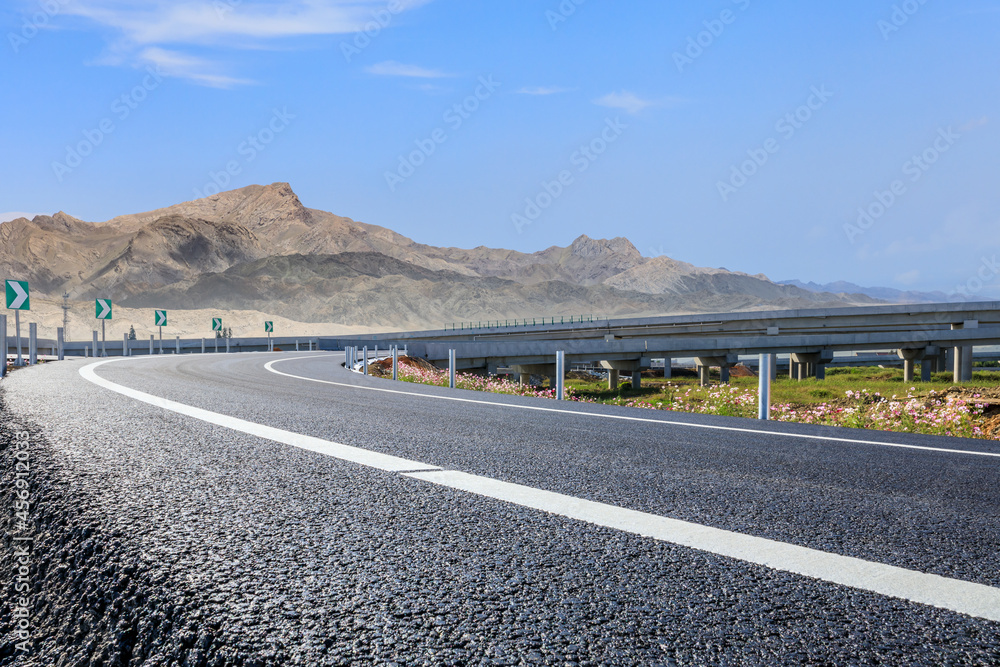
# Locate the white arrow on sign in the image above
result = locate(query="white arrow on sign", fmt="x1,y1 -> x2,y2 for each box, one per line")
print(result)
97,299 -> 112,319
155,310 -> 167,326
7,281 -> 27,309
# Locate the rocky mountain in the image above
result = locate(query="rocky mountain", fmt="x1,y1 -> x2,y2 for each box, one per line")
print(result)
777,279 -> 957,304
1,183 -> 878,329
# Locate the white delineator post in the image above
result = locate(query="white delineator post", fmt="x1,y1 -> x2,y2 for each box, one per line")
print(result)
123,333 -> 128,357
0,315 -> 7,376
149,335 -> 154,355
392,346 -> 399,381
449,349 -> 456,388
556,350 -> 565,400
28,323 -> 37,365
14,310 -> 21,367
56,325 -> 64,361
363,346 -> 368,375
758,353 -> 772,420
92,331 -> 99,360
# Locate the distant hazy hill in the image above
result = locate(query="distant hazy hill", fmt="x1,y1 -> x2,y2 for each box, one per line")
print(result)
1,183 -> 877,328
777,279 -> 956,304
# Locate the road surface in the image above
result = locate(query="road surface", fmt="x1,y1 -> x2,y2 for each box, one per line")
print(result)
2,352 -> 998,665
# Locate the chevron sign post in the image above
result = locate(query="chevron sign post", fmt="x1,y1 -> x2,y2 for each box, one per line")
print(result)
95,299 -> 112,357
265,321 -> 273,351
5,280 -> 29,366
5,280 -> 29,311
154,310 -> 167,354
213,318 -> 222,353
96,299 -> 112,320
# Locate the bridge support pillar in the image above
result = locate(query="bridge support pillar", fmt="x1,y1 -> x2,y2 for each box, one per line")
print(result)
694,355 -> 736,386
511,364 -> 558,388
601,360 -> 643,389
662,357 -> 672,379
791,351 -> 833,382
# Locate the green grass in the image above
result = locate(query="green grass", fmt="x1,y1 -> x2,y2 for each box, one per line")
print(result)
567,367 -> 1000,408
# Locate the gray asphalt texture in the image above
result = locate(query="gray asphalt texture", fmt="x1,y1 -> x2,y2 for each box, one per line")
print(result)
0,352 -> 997,665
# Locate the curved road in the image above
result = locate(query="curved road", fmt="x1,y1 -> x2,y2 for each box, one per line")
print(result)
3,352 -> 1000,664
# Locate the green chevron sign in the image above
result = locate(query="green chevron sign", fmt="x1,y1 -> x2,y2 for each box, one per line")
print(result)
96,299 -> 113,320
5,280 -> 29,310
212,317 -> 223,332
155,310 -> 167,326
265,321 -> 273,333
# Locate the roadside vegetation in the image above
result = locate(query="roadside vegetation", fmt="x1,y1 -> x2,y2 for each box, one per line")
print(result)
369,357 -> 1000,441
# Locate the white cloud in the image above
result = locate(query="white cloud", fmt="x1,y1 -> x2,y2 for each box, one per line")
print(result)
58,1 -> 433,86
959,116 -> 989,132
516,86 -> 573,96
139,47 -> 254,89
593,91 -> 655,115
365,61 -> 452,78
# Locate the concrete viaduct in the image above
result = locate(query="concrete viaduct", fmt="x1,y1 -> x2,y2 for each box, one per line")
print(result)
331,302 -> 1000,388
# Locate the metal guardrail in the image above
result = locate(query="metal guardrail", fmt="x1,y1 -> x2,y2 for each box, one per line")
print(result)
443,315 -> 601,331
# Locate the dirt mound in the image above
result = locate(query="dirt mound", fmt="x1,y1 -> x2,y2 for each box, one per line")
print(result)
367,355 -> 440,377
729,363 -> 757,378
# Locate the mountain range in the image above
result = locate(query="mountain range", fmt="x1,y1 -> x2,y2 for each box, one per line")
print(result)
1,183 -> 880,332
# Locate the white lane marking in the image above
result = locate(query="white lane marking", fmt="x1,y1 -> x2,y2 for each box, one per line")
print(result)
80,357 -> 1000,622
265,355 -> 1000,459
405,469 -> 1000,622
79,359 -> 427,473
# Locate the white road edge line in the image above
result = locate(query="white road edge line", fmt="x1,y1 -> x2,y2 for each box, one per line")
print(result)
265,354 -> 1000,460
80,356 -> 1000,622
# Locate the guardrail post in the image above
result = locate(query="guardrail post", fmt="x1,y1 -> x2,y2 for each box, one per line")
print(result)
556,350 -> 565,400
122,333 -> 128,357
150,335 -> 154,355
84,345 -> 89,358
226,337 -> 230,354
0,315 -> 6,377
296,340 -> 299,352
176,336 -> 180,354
392,346 -> 399,381
202,338 -> 205,354
56,326 -> 64,361
448,349 -> 456,388
758,353 -> 772,420
28,323 -> 37,365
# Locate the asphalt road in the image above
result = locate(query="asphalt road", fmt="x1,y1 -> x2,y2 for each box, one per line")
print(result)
2,351 -> 999,665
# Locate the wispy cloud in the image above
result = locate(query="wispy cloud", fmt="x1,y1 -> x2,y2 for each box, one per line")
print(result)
138,47 -> 254,89
365,60 -> 452,78
57,0 -> 433,86
959,116 -> 989,132
516,86 -> 573,96
593,91 -> 656,115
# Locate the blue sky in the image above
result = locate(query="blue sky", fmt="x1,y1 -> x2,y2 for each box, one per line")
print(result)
2,0 -> 999,297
